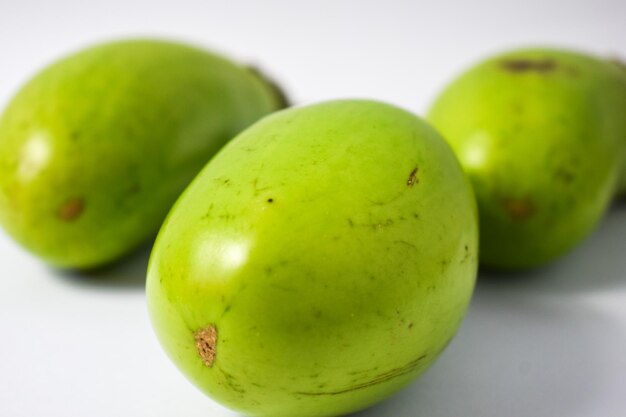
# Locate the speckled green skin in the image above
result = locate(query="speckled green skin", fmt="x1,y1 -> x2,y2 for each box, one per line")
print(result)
428,48 -> 626,269
147,100 -> 478,417
0,39 -> 283,268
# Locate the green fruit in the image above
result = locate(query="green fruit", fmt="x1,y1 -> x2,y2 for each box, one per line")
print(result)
609,58 -> 626,195
0,39 -> 285,268
428,48 -> 626,269
147,100 -> 478,417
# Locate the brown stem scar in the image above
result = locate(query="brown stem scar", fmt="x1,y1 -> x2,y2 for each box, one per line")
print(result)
407,167 -> 419,187
195,325 -> 218,367
501,198 -> 535,220
58,197 -> 85,221
500,59 -> 556,73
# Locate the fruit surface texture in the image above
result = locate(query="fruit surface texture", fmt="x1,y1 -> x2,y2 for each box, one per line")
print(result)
428,48 -> 626,269
147,100 -> 478,417
0,39 -> 283,268
611,58 -> 626,193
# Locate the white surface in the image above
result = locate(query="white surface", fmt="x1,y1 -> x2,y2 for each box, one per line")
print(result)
1,1 -> 625,416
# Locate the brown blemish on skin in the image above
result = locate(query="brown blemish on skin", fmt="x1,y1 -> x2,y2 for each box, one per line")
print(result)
296,354 -> 428,396
128,183 -> 141,194
395,240 -> 417,251
267,198 -> 274,203
57,197 -> 85,221
501,198 -> 535,220
500,59 -> 557,73
407,167 -> 419,187
555,167 -> 575,184
373,218 -> 394,230
219,368 -> 245,394
565,65 -> 580,77
461,244 -> 471,263
195,325 -> 217,367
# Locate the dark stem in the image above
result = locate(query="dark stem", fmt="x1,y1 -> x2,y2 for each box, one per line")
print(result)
246,65 -> 290,109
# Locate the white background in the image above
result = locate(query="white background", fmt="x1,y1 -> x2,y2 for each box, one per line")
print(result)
1,1 -> 625,416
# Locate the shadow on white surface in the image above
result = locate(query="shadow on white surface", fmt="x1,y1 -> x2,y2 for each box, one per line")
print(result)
479,205 -> 626,295
48,242 -> 153,290
2,206 -> 623,417
350,294 -> 622,417
350,207 -> 626,417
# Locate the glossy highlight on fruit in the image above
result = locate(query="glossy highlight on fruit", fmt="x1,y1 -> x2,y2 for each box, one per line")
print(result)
147,100 -> 478,417
0,39 -> 285,268
428,48 -> 626,269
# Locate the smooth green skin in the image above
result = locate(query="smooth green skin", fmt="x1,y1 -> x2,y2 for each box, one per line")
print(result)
428,48 -> 626,269
147,100 -> 478,417
0,39 -> 283,269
